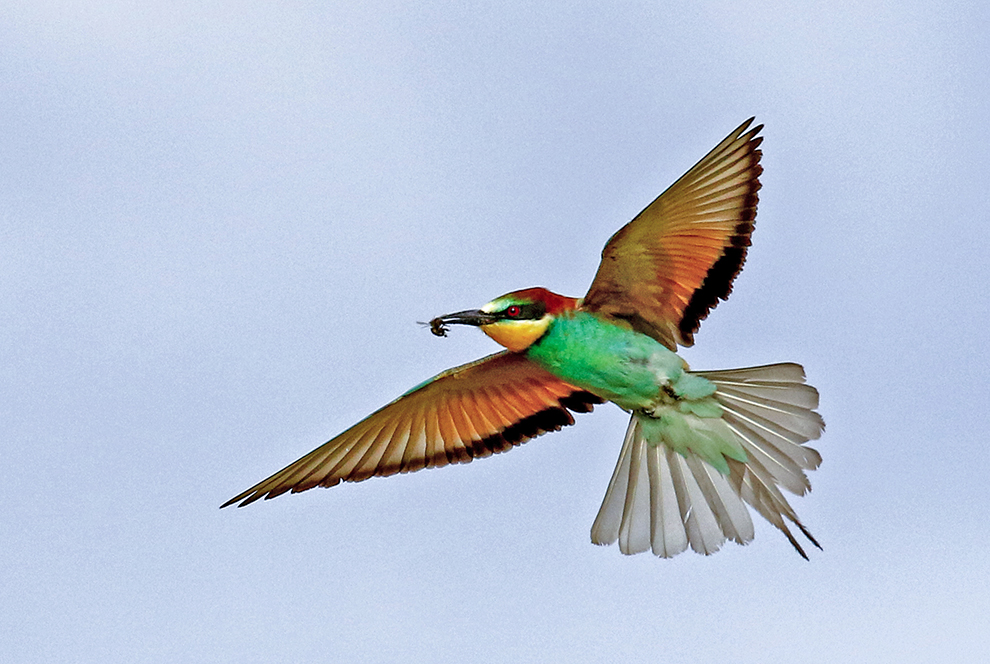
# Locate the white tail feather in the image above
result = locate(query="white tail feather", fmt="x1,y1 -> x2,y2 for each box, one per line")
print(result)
591,362 -> 824,558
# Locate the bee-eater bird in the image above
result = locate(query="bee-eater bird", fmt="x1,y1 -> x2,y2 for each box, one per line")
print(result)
223,118 -> 825,559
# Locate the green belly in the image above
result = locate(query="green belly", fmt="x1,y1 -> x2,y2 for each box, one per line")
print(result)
525,311 -> 689,410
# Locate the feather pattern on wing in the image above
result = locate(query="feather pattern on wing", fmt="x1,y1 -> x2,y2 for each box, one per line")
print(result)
222,351 -> 603,508
582,118 -> 764,350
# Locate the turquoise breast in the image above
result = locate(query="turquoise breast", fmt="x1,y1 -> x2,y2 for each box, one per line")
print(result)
525,311 -> 687,410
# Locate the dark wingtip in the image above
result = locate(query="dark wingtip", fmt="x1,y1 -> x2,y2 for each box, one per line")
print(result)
678,124 -> 763,345
220,492 -> 257,509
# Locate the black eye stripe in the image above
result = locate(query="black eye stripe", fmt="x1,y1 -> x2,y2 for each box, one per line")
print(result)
500,302 -> 546,320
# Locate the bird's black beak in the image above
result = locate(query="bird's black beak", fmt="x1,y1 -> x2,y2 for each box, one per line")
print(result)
427,309 -> 498,337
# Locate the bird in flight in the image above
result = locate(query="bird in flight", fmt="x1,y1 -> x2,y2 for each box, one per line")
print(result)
223,118 -> 825,559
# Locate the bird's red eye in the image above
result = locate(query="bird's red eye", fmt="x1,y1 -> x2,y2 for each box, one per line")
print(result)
506,305 -> 521,318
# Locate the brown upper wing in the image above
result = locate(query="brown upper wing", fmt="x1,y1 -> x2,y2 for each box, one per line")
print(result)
222,351 -> 603,507
582,118 -> 764,350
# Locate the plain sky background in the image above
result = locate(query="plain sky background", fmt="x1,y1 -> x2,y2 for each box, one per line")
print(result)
2,1 -> 988,662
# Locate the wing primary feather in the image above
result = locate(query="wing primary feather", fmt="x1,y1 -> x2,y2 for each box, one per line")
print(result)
582,119 -> 764,349
442,396 -> 475,464
400,408 -> 429,473
222,353 -> 603,509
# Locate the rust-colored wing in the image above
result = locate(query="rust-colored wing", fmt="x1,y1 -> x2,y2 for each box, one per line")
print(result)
222,351 -> 603,507
582,118 -> 763,350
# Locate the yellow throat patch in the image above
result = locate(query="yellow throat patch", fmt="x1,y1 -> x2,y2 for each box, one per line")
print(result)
480,318 -> 550,353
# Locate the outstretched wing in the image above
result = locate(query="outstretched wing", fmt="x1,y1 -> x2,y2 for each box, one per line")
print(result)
222,351 -> 603,507
582,118 -> 764,350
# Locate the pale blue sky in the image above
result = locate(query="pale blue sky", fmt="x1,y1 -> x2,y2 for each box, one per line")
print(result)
2,1 -> 988,662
